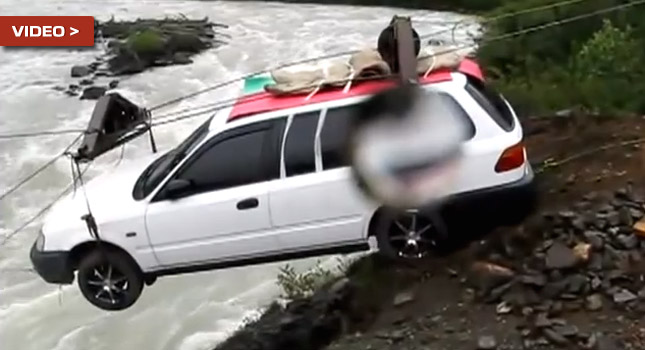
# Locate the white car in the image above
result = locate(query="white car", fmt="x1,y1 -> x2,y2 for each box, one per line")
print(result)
30,59 -> 536,311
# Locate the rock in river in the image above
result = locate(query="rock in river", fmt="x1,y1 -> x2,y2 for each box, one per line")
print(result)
71,65 -> 91,77
172,52 -> 193,65
80,86 -> 107,100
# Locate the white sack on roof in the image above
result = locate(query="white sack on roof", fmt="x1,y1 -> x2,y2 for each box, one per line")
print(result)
265,45 -> 469,96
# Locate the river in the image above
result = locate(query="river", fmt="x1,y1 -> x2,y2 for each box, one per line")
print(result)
0,1 -> 477,349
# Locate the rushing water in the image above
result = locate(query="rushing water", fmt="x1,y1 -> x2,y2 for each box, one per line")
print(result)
0,1 -> 477,349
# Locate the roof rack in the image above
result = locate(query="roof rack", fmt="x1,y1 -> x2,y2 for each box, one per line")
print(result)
257,17 -> 470,101
228,15 -> 484,122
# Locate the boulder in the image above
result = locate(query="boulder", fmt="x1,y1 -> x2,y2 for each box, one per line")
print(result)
108,47 -> 145,75
172,51 -> 193,65
94,69 -> 112,77
616,234 -> 638,250
633,219 -> 645,237
585,294 -> 603,311
71,65 -> 91,77
545,242 -> 578,269
80,86 -> 107,100
468,261 -> 515,293
88,61 -> 101,71
166,31 -> 208,53
584,231 -> 605,250
392,290 -> 415,307
477,335 -> 497,350
613,289 -> 637,304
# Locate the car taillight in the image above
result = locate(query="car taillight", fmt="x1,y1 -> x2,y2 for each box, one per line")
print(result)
495,141 -> 525,173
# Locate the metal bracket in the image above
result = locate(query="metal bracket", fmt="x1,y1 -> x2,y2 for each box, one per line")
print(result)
81,213 -> 100,241
74,93 -> 153,163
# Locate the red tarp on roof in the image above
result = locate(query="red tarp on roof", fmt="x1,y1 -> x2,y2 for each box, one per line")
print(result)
228,58 -> 483,122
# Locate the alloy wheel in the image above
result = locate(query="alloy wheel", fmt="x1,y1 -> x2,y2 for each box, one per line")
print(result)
387,209 -> 437,259
84,262 -> 131,306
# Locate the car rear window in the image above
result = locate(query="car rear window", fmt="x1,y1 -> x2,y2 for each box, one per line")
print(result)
435,91 -> 476,140
464,76 -> 515,131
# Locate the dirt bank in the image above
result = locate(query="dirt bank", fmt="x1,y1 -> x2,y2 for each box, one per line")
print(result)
327,114 -> 645,350
214,114 -> 645,350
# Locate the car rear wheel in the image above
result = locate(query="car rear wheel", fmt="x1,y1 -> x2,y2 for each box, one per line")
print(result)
375,208 -> 447,260
77,249 -> 143,311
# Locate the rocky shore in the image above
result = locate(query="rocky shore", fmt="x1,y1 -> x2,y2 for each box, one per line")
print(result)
214,114 -> 645,350
58,17 -> 228,99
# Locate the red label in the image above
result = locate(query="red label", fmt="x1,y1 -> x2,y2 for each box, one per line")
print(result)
0,16 -> 95,47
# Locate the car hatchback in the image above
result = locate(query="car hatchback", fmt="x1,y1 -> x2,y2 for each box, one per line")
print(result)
30,59 -> 536,311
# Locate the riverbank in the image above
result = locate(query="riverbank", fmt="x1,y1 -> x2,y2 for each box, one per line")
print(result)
214,114 -> 645,350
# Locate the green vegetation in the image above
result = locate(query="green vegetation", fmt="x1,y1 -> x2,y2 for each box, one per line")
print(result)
277,257 -> 356,300
126,29 -> 166,57
100,18 -> 220,74
473,0 -> 645,115
245,0 -> 645,115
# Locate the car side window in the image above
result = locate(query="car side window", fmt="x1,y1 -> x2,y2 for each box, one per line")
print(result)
175,119 -> 284,193
320,105 -> 356,170
465,77 -> 515,131
284,111 -> 320,177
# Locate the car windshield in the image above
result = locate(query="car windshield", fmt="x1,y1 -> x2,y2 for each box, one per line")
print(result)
133,118 -> 211,200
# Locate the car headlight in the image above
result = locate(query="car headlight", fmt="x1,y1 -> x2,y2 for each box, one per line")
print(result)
35,230 -> 45,251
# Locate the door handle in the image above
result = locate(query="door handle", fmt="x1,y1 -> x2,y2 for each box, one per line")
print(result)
236,197 -> 259,210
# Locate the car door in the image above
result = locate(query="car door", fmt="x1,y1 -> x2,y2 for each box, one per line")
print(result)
144,118 -> 286,267
269,105 -> 370,252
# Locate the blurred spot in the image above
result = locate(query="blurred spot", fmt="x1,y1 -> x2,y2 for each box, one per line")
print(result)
348,85 -> 470,208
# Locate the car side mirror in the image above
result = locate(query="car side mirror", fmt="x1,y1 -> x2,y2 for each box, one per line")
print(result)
164,179 -> 193,200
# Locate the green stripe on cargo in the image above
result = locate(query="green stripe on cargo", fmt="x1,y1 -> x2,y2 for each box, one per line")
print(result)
243,74 -> 275,94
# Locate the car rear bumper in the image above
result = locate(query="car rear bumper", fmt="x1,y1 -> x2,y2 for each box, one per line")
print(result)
429,165 -> 537,230
30,242 -> 75,284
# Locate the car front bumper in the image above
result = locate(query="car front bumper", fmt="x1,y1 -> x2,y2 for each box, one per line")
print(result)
30,242 -> 75,284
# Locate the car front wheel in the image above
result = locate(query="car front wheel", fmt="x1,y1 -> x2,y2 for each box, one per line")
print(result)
77,249 -> 144,311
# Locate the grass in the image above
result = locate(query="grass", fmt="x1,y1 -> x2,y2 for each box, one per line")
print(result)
126,29 -> 166,57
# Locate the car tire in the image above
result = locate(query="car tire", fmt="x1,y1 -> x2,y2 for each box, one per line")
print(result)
374,208 -> 448,261
77,248 -> 144,311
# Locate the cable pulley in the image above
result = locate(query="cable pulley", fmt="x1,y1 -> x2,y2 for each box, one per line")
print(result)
73,93 -> 157,163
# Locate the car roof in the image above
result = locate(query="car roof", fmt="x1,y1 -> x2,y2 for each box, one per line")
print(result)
204,58 -> 485,136
227,58 -> 484,122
